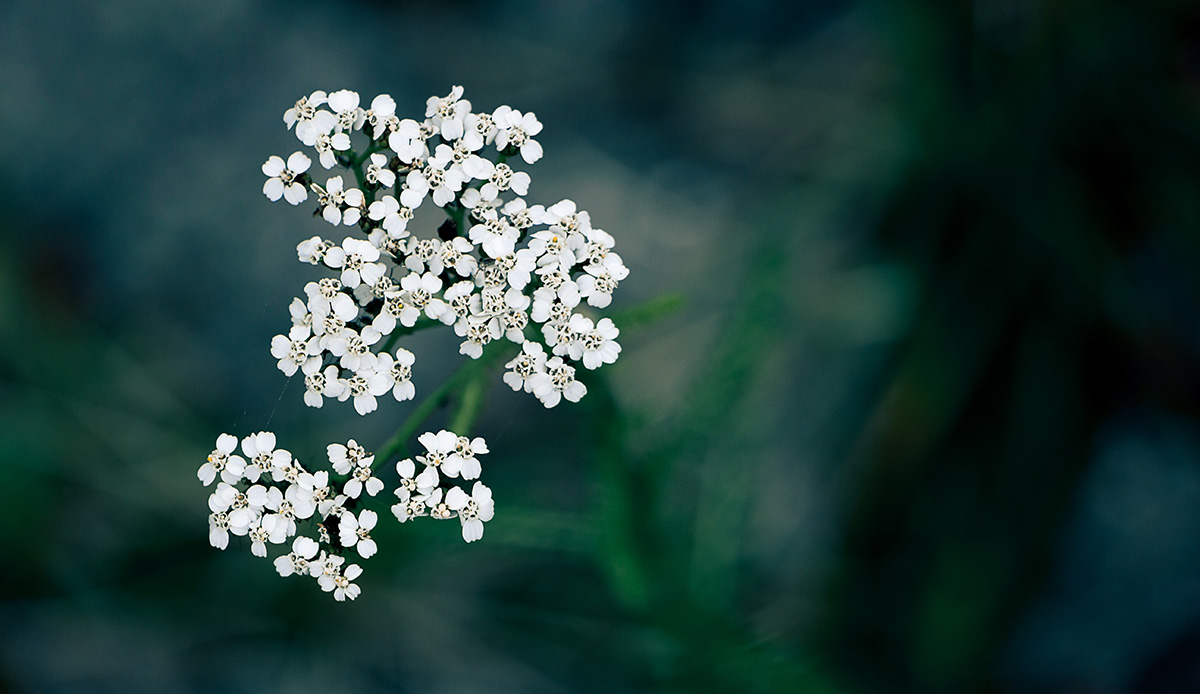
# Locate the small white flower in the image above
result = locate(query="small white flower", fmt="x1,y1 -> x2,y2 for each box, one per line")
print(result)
376,348 -> 416,401
426,85 -> 470,141
344,457 -> 384,499
364,152 -> 396,188
446,482 -> 494,542
285,90 -> 327,131
364,93 -> 397,139
274,536 -> 319,577
327,89 -> 365,133
468,211 -> 518,259
199,433 -> 246,486
492,105 -> 544,164
416,429 -> 460,475
366,195 -> 414,238
577,254 -> 627,309
340,368 -> 391,416
270,333 -> 317,377
404,144 -> 464,208
504,341 -> 548,393
324,237 -> 384,290
529,356 -> 587,407
567,314 -> 621,369
387,118 -> 428,164
240,431 -> 292,483
453,435 -> 488,480
302,361 -> 345,408
333,563 -> 363,601
296,236 -> 333,266
479,162 -> 530,202
262,151 -> 311,205
311,176 -> 365,226
339,509 -> 379,558
400,271 -> 447,321
327,439 -> 369,475
208,511 -> 231,549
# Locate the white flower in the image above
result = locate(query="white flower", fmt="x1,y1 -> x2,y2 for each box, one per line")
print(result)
458,315 -> 500,360
296,236 -> 333,266
262,151 -> 311,205
492,105 -> 544,164
287,91 -> 336,147
479,162 -> 530,201
453,435 -> 488,480
240,431 -> 292,483
311,176 -> 365,226
285,90 -> 327,131
504,341 -> 547,393
528,228 -> 579,269
274,536 -> 319,577
416,429 -> 460,474
529,356 -> 586,407
327,89 -> 365,133
400,271 -> 447,321
302,361 -> 345,408
431,236 -> 477,277
199,433 -> 246,486
327,439 -> 369,475
468,211 -> 518,259
425,488 -> 455,520
387,118 -> 427,164
333,564 -> 363,601
393,457 -> 439,503
530,286 -> 576,324
426,85 -> 470,141
535,266 -> 581,307
462,111 -> 496,151
402,237 -> 439,274
324,237 -> 384,289
364,93 -> 397,139
340,368 -> 391,415
339,509 -> 379,558
446,482 -> 494,542
376,348 -> 416,401
311,126 -> 351,169
208,512 -> 231,549
270,333 -> 317,377
404,144 -> 464,207
392,494 -> 430,523
577,253 -> 628,309
344,457 -> 384,499
363,152 -> 396,188
567,314 -> 621,369
367,195 -> 414,238
311,291 -> 358,349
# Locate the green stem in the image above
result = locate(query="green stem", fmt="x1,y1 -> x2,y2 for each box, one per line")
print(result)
448,364 -> 487,435
375,361 -> 475,464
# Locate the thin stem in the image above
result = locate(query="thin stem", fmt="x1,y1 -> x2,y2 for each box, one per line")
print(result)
448,364 -> 487,435
375,362 -> 474,464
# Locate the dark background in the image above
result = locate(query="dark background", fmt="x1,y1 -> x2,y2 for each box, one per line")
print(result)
2,0 -> 1200,692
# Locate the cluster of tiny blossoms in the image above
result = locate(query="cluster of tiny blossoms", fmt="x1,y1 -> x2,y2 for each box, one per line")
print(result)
200,430 -> 492,601
265,86 -> 627,415
200,87 -> 625,602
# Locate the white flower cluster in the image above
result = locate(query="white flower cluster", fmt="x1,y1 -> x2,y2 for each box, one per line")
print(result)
264,87 -> 627,414
200,430 -> 493,601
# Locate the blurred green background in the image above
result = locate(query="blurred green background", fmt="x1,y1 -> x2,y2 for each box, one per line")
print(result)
2,0 -> 1200,692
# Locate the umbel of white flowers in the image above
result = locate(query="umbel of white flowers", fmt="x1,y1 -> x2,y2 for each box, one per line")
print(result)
201,430 -> 493,601
266,86 -> 627,416
202,87 -> 627,602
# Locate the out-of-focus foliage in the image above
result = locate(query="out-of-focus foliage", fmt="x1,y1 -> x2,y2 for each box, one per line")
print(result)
1,1 -> 1199,693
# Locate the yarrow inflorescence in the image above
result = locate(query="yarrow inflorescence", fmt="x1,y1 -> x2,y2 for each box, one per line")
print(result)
202,86 -> 627,601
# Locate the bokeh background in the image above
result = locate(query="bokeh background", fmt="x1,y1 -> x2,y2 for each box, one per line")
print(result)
2,0 -> 1200,692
